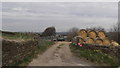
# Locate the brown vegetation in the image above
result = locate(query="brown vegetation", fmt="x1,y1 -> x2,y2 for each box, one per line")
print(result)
2,40 -> 38,66
67,27 -> 79,41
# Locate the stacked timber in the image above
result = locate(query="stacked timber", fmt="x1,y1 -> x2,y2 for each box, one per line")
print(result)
85,37 -> 94,44
76,29 -> 119,46
95,38 -> 103,45
88,30 -> 97,39
102,38 -> 111,45
78,29 -> 87,40
98,31 -> 106,39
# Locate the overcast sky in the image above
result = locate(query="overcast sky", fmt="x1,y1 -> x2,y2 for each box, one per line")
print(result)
2,2 -> 118,32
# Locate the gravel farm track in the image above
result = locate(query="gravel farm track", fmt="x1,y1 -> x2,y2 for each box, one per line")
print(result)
28,42 -> 101,66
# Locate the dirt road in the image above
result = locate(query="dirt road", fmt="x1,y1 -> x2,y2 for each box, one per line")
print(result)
28,42 -> 99,66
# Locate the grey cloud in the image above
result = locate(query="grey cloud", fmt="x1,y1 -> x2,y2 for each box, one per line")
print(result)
2,2 -> 117,17
2,2 -> 118,32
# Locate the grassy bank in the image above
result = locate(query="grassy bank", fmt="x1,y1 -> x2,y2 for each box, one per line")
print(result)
2,31 -> 55,66
69,43 -> 119,66
1,31 -> 34,41
14,40 -> 55,66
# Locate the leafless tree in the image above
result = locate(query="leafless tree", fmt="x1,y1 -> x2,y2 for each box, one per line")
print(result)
67,27 -> 79,41
109,22 -> 120,44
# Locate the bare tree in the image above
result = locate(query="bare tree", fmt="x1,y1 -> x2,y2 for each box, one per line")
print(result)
109,22 -> 120,44
67,27 -> 79,41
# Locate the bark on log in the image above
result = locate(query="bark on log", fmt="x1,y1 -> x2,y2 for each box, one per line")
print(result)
78,29 -> 87,39
95,38 -> 103,45
88,30 -> 97,39
98,31 -> 106,39
85,37 -> 95,44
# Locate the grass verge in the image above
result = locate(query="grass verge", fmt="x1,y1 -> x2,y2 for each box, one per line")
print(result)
2,31 -> 55,66
38,40 -> 55,52
69,43 -> 119,66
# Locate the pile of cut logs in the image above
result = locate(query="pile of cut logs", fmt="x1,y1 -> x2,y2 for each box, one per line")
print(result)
75,29 -> 119,46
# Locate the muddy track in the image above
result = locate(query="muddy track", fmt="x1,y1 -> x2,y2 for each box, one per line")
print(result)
28,42 -> 99,66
